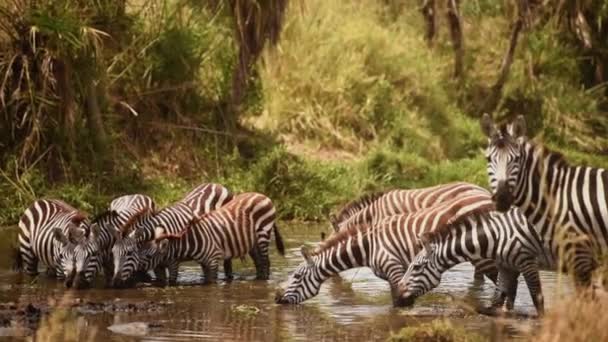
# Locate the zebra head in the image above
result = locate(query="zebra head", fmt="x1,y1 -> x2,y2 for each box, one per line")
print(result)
110,230 -> 142,288
275,246 -> 320,304
54,223 -> 101,289
396,234 -> 440,307
481,114 -> 527,212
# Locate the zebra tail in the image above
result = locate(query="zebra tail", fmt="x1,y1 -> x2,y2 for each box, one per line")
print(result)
12,247 -> 23,272
273,223 -> 285,256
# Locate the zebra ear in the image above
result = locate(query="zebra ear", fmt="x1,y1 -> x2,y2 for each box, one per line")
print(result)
480,113 -> 495,138
111,228 -> 122,241
158,239 -> 170,254
53,228 -> 69,246
417,233 -> 433,258
329,214 -> 339,232
511,115 -> 527,138
89,223 -> 101,241
301,246 -> 314,266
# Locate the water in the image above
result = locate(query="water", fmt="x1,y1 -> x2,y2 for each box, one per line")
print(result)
0,223 -> 572,341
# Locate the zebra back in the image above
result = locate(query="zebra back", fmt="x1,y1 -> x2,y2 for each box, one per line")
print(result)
179,183 -> 233,217
335,182 -> 489,231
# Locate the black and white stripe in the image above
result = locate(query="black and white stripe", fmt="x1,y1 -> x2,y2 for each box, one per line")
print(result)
481,114 -> 608,286
179,183 -> 233,217
15,199 -> 96,288
397,207 -> 550,315
276,192 -> 496,305
142,192 -> 284,284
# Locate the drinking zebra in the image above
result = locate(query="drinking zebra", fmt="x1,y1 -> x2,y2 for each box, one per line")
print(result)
397,206 -> 550,315
141,192 -> 284,284
275,192 -> 496,305
480,114 -> 608,286
329,182 -> 498,282
108,184 -> 233,286
14,199 -> 96,288
88,194 -> 157,285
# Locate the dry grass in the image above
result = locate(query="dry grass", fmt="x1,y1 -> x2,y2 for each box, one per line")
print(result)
534,291 -> 608,342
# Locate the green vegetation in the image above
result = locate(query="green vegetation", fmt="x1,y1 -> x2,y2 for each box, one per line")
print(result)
1,0 -> 607,225
387,319 -> 484,342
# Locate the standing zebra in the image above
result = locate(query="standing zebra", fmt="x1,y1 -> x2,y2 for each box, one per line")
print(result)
329,182 -> 498,282
142,192 -> 284,284
15,199 -> 96,288
397,206 -> 550,315
480,114 -> 608,286
275,192 -> 496,305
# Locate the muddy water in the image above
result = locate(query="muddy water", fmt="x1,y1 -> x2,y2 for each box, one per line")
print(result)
0,223 -> 572,341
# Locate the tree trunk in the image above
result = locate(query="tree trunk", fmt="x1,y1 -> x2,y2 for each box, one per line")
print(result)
421,0 -> 437,45
446,0 -> 464,78
85,79 -> 108,156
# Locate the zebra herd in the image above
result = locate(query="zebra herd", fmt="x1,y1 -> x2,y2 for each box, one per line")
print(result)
15,184 -> 283,289
276,115 -> 608,316
12,115 -> 608,317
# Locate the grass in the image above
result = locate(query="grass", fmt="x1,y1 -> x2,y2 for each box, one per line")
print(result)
533,292 -> 608,342
387,319 -> 484,342
1,0 -> 608,225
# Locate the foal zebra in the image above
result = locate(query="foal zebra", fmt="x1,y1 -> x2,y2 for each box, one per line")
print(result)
397,206 -> 550,315
481,114 -> 608,286
15,199 -> 96,288
329,182 -> 499,282
275,192 -> 496,305
142,192 -> 284,283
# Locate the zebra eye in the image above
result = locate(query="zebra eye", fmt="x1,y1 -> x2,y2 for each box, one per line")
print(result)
293,273 -> 302,280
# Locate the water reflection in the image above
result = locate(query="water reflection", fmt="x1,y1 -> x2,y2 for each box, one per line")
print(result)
0,223 -> 572,341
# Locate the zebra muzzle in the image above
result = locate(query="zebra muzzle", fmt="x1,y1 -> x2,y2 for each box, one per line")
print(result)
393,295 -> 415,307
64,270 -> 76,288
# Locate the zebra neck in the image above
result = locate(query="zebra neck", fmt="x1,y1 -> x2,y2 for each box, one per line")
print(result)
514,142 -> 570,225
314,236 -> 368,277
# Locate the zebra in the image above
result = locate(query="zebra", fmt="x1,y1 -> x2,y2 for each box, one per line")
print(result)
140,192 -> 285,284
110,185 -> 233,286
396,206 -> 551,315
110,202 -> 191,287
87,194 -> 157,285
480,114 -> 608,286
275,192 -> 496,305
329,182 -> 499,282
14,199 -> 97,288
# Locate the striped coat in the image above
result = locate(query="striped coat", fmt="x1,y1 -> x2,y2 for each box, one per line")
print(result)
276,192 -> 497,305
144,192 -> 284,283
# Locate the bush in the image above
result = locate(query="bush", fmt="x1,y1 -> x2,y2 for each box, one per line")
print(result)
388,319 -> 484,342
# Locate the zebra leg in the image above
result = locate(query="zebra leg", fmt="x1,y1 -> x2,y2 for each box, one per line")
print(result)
490,268 -> 519,312
168,262 -> 179,285
202,260 -> 219,284
521,265 -> 544,317
153,266 -> 167,284
251,243 -> 271,280
470,259 -> 498,284
223,259 -> 233,281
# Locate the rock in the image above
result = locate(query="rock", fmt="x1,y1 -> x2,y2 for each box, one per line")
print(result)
107,322 -> 162,336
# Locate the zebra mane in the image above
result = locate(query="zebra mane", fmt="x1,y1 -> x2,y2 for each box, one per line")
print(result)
333,191 -> 388,223
310,222 -> 373,256
91,210 -> 118,224
119,207 -> 155,235
422,195 -> 496,241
